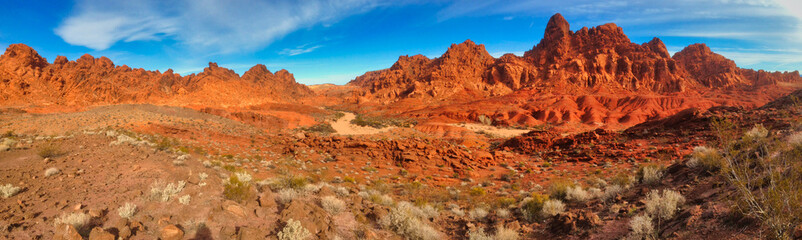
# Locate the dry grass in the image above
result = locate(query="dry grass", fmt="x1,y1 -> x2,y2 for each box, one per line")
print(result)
541,199 -> 565,217
380,201 -> 443,240
118,203 -> 137,219
54,212 -> 91,232
37,143 -> 64,158
320,196 -> 346,215
278,219 -> 312,240
0,184 -> 21,198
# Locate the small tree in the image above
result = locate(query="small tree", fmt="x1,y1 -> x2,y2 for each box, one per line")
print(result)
713,119 -> 802,240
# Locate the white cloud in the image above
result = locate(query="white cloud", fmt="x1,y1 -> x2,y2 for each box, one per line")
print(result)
55,0 -> 386,53
279,44 -> 323,56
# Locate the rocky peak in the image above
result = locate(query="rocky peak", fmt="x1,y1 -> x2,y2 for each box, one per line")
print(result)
199,62 -> 239,79
643,38 -> 671,58
437,39 -> 494,66
525,13 -> 574,64
1,43 -> 48,69
544,13 -> 571,42
673,43 -> 745,88
53,56 -> 69,65
242,64 -> 274,81
273,69 -> 294,80
390,55 -> 430,71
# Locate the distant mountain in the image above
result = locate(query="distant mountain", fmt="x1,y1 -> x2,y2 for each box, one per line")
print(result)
0,44 -> 313,107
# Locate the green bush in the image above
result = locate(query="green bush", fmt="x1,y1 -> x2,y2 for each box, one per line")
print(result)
350,114 -> 416,128
223,175 -> 251,203
610,172 -> 633,187
300,123 -> 336,135
548,178 -> 575,200
469,186 -> 487,196
686,146 -> 723,172
37,143 -> 63,158
520,193 -> 548,221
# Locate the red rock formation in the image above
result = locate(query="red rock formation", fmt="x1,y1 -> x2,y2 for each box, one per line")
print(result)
0,44 -> 313,107
672,43 -> 746,88
343,13 -> 802,129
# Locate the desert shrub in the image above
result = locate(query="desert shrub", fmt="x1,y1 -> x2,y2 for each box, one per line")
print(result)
277,189 -> 299,204
198,172 -> 208,181
278,219 -> 312,240
496,208 -> 511,219
276,175 -> 308,190
628,214 -> 655,240
54,212 -> 91,232
744,124 -> 768,139
451,206 -> 466,217
468,228 -> 492,240
0,184 -> 21,198
469,186 -> 486,196
370,193 -> 394,206
548,178 -> 575,200
380,201 -> 443,240
478,115 -> 493,126
44,167 -> 60,177
611,172 -> 634,187
644,189 -> 685,228
351,114 -> 417,128
541,199 -> 565,217
469,208 -> 489,221
519,193 -> 549,221
202,160 -> 212,168
37,143 -> 63,158
686,146 -> 723,171
150,180 -> 186,202
321,196 -> 346,215
638,164 -> 663,185
118,203 -> 137,219
300,123 -> 336,135
565,186 -> 591,202
223,175 -> 251,203
713,119 -> 802,239
602,185 -> 626,202
468,225 -> 519,240
494,225 -> 520,240
495,197 -> 517,208
335,186 -> 349,197
418,204 -> 439,219
789,132 -> 802,146
179,195 -> 191,205
588,187 -> 602,199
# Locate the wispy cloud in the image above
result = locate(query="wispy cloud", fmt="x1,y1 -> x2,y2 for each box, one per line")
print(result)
279,44 -> 323,56
55,0 -> 388,53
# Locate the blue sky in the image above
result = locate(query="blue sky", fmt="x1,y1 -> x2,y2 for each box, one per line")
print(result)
1,0 -> 800,85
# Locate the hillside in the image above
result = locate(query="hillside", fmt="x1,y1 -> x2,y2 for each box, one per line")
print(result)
339,13 -> 802,129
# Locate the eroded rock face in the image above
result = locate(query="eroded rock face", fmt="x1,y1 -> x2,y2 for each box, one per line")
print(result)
341,13 -> 802,129
0,44 -> 314,106
673,43 -> 746,88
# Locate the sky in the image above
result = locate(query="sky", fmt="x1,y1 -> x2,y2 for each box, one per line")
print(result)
0,0 -> 800,85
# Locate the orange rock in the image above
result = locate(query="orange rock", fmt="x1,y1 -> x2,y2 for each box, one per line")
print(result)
159,224 -> 184,240
88,227 -> 115,240
53,224 -> 83,240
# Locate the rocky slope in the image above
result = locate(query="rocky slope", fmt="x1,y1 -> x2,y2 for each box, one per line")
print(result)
342,13 -> 802,129
0,44 -> 313,107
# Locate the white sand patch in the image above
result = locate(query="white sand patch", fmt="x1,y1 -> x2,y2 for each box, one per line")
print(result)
330,112 -> 395,135
448,123 -> 530,138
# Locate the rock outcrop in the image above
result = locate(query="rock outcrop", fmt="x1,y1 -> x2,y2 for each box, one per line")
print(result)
343,13 -> 802,129
0,44 -> 313,106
